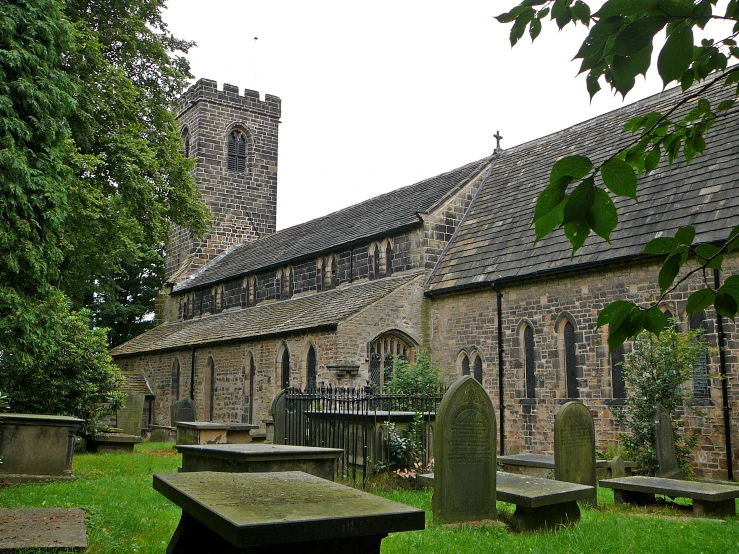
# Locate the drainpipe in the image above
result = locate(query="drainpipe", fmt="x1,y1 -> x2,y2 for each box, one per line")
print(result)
190,346 -> 196,401
714,269 -> 734,480
493,284 -> 505,456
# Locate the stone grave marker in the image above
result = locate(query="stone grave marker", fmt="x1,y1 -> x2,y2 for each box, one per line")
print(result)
554,401 -> 597,506
117,392 -> 145,436
610,455 -> 626,478
270,390 -> 287,445
432,375 -> 496,524
654,403 -> 685,479
170,397 -> 196,425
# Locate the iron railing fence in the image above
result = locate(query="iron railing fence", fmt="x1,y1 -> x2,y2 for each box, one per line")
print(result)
282,383 -> 446,486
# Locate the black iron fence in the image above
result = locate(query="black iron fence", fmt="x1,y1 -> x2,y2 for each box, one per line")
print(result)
281,384 -> 446,485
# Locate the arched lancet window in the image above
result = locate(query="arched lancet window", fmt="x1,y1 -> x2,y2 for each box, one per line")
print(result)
563,321 -> 579,399
227,129 -> 247,172
243,353 -> 256,424
611,345 -> 626,399
281,348 -> 290,390
385,242 -> 393,277
205,357 -> 215,421
306,346 -> 317,391
472,353 -> 483,384
663,309 -> 676,329
461,354 -> 470,376
369,244 -> 380,280
523,325 -> 536,399
323,256 -> 333,290
172,359 -> 181,401
316,259 -> 324,292
182,129 -> 190,158
331,255 -> 339,289
282,267 -> 294,299
690,311 -> 710,399
369,331 -> 415,389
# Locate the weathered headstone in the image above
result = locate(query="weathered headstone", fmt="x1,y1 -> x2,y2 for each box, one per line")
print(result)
432,376 -> 496,524
654,403 -> 685,479
170,397 -> 196,425
117,392 -> 145,436
270,390 -> 287,445
610,455 -> 626,479
554,401 -> 597,506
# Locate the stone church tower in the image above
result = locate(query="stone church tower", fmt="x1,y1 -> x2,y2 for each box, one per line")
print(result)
167,79 -> 281,282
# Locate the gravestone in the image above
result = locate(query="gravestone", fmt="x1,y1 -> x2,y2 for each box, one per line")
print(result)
171,397 -> 196,425
117,392 -> 145,436
270,390 -> 287,445
554,401 -> 597,506
610,455 -> 626,478
654,403 -> 685,479
432,376 -> 496,524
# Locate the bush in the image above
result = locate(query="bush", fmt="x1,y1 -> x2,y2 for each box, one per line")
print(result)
615,325 -> 710,475
383,350 -> 445,396
0,293 -> 123,435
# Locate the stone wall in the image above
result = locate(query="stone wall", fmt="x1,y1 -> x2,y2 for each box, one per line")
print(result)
167,79 -> 281,281
429,257 -> 739,480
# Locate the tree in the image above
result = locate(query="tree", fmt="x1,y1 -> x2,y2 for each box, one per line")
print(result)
497,0 -> 739,349
615,326 -> 709,474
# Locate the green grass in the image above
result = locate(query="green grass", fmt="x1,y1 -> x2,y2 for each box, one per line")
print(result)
2,447 -> 738,553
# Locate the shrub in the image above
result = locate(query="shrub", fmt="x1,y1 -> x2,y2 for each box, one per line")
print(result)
615,325 -> 710,475
383,350 -> 445,396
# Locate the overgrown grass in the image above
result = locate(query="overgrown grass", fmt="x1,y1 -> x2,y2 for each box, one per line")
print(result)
2,446 -> 738,553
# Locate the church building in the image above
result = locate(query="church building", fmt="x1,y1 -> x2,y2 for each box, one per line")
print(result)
111,78 -> 739,479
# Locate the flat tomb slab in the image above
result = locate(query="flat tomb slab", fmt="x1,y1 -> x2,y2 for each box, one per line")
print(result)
176,443 -> 342,460
497,472 -> 595,508
0,508 -> 86,552
154,471 -> 425,549
498,454 -> 608,469
600,476 -> 739,503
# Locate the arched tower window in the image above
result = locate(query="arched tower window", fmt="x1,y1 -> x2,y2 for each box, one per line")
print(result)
690,311 -> 710,399
461,354 -> 470,376
523,325 -> 536,399
368,331 -> 415,389
281,348 -> 290,390
182,129 -> 190,158
611,344 -> 626,399
472,353 -> 483,384
172,359 -> 181,401
563,320 -> 579,398
306,346 -> 317,391
227,129 -> 247,172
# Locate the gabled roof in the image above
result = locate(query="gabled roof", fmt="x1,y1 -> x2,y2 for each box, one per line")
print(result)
426,81 -> 739,293
120,372 -> 155,396
174,157 -> 492,293
112,272 -> 422,357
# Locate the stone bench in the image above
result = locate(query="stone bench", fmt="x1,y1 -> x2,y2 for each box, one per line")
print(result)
91,433 -> 143,454
153,470 -> 425,553
418,471 -> 595,532
177,443 -> 344,481
600,476 -> 739,517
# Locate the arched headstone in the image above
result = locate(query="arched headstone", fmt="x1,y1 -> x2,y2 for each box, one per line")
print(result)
270,390 -> 287,445
170,397 -> 196,425
654,403 -> 685,479
432,376 -> 496,524
554,401 -> 597,506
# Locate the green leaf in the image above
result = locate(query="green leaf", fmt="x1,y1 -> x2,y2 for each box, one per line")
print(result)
658,252 -> 684,292
534,199 -> 565,241
596,0 -> 660,18
715,292 -> 738,320
612,44 -> 653,95
529,18 -> 542,40
571,1 -> 591,24
601,158 -> 637,198
658,26 -> 694,87
495,5 -> 533,23
587,187 -> 618,240
680,67 -> 695,91
613,16 -> 667,57
643,236 -> 678,255
674,225 -> 695,245
645,145 -> 661,172
563,177 -> 595,224
576,17 -> 626,60
658,0 -> 696,17
564,219 -> 591,254
534,182 -> 567,222
643,306 -> 666,335
550,155 -> 593,187
686,288 -> 716,314
696,243 -> 721,265
725,274 -> 739,287
598,300 -> 635,327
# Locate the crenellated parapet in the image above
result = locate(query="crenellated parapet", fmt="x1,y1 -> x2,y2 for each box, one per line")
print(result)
177,78 -> 281,119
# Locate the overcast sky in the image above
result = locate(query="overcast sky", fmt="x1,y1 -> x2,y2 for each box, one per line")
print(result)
164,1 -> 668,230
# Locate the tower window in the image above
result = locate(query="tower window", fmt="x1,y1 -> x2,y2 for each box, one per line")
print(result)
183,130 -> 190,158
227,130 -> 247,172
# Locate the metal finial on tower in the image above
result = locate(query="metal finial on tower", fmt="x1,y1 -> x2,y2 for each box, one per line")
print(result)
494,130 -> 503,154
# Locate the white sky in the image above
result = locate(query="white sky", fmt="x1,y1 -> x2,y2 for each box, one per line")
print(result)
164,1 -> 670,230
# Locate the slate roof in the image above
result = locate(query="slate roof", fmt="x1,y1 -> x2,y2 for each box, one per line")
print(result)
174,157 -> 492,292
120,372 -> 155,396
426,82 -> 739,293
112,272 -> 422,357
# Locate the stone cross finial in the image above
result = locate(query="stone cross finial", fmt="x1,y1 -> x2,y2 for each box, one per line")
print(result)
494,131 -> 503,153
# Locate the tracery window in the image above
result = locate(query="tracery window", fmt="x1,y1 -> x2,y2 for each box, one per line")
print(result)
369,332 -> 415,390
523,325 -> 536,399
227,129 -> 247,172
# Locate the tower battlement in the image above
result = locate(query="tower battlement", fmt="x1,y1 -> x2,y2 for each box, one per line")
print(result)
178,78 -> 281,119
